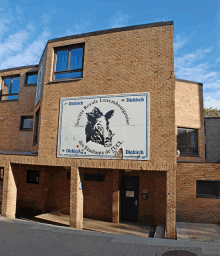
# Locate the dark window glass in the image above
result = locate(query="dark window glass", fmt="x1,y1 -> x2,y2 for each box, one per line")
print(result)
67,172 -> 70,179
56,50 -> 68,71
197,180 -> 220,198
84,173 -> 105,182
27,170 -> 39,184
33,109 -> 40,144
54,44 -> 84,80
177,129 -> 187,147
20,116 -> 33,130
177,128 -> 198,156
27,74 -> 37,84
1,76 -> 20,101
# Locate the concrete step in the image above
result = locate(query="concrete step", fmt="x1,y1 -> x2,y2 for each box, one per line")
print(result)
155,224 -> 165,238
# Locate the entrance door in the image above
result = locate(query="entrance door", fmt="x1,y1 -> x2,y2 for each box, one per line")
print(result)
120,175 -> 139,222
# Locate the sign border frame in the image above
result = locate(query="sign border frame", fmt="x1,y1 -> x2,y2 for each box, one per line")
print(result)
57,92 -> 150,160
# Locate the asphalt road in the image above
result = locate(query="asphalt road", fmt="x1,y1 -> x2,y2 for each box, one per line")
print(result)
0,217 -> 211,256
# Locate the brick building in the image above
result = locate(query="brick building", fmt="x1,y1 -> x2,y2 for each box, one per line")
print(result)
0,21 -> 219,240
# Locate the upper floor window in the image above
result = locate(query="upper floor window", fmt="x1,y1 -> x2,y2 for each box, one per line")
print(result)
26,73 -> 37,85
53,44 -> 84,80
177,128 -> 198,156
20,116 -> 33,131
0,76 -> 20,101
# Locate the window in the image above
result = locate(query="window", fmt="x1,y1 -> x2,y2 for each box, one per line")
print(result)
26,73 -> 37,85
204,121 -> 206,136
84,173 -> 105,182
0,76 -> 20,101
67,172 -> 70,179
27,170 -> 39,184
54,44 -> 84,80
197,180 -> 220,198
177,128 -> 198,156
33,109 -> 40,145
20,116 -> 33,131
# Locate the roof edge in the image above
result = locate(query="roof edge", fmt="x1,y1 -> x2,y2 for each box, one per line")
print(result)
0,64 -> 39,73
48,21 -> 173,44
0,21 -> 173,73
176,78 -> 203,86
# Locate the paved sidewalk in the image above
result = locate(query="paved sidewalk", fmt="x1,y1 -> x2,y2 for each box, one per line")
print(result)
0,217 -> 219,256
177,222 -> 220,243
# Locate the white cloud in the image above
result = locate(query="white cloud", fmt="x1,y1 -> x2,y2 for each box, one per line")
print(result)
204,96 -> 220,109
0,29 -> 50,70
110,11 -> 131,28
174,35 -> 188,54
175,48 -> 212,68
0,6 -> 52,70
0,30 -> 30,58
0,9 -> 11,40
175,40 -> 220,109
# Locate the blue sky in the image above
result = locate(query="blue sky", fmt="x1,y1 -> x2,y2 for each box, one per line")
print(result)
0,0 -> 219,109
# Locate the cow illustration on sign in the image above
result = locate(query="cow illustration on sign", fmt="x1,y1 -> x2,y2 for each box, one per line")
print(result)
85,107 -> 115,147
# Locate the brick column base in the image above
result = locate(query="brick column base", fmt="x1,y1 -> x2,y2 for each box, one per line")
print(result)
70,166 -> 83,229
166,167 -> 177,239
112,169 -> 120,223
1,163 -> 17,219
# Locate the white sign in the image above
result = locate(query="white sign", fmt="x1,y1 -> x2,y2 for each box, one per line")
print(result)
35,64 -> 44,105
126,191 -> 134,197
57,92 -> 150,160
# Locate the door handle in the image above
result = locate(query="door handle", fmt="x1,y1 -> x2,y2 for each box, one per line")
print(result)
134,200 -> 137,206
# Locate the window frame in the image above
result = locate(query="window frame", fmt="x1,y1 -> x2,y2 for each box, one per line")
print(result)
26,170 -> 40,184
53,43 -> 85,81
25,72 -> 38,86
20,116 -> 34,131
33,108 -> 40,145
196,180 -> 220,199
0,75 -> 20,101
177,127 -> 198,156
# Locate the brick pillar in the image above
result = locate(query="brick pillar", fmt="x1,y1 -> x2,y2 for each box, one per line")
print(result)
166,166 -> 177,239
112,169 -> 120,223
70,166 -> 83,229
1,163 -> 17,218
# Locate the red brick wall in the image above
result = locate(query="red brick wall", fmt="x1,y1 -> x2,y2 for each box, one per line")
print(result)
175,80 -> 205,162
83,168 -> 113,221
0,67 -> 37,152
177,163 -> 220,223
14,164 -> 70,216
